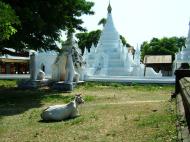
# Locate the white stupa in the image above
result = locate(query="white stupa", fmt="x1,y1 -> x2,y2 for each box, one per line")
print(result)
174,21 -> 190,69
83,3 -> 161,78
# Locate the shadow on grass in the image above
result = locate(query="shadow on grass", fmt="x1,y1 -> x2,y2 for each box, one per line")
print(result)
0,88 -> 73,118
38,116 -> 80,123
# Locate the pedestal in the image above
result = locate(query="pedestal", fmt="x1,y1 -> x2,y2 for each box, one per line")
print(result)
52,82 -> 73,92
18,79 -> 49,89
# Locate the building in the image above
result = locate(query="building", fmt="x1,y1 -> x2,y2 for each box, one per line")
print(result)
0,49 -> 29,74
144,55 -> 172,76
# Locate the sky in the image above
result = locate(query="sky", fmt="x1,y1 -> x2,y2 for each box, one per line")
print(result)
81,0 -> 190,47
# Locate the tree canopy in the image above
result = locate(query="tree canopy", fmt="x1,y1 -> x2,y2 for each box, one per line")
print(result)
98,18 -> 106,27
0,1 -> 20,42
120,35 -> 131,47
0,0 -> 94,52
140,37 -> 186,61
76,30 -> 102,53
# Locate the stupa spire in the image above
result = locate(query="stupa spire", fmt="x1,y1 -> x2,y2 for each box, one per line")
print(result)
99,0 -> 118,44
107,1 -> 112,13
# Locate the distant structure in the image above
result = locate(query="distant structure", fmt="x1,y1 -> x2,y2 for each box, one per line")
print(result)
0,48 -> 29,74
144,55 -> 173,76
174,21 -> 190,70
83,2 -> 161,78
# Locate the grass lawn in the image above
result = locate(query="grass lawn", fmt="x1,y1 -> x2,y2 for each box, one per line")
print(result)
0,80 -> 177,142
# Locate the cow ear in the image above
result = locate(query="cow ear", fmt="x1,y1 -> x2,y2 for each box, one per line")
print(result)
76,94 -> 81,96
75,94 -> 81,97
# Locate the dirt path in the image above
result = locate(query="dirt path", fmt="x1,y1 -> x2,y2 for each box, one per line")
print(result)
83,100 -> 166,107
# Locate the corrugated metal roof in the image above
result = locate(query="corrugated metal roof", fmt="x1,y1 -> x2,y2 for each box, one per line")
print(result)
0,55 -> 29,60
144,55 -> 172,64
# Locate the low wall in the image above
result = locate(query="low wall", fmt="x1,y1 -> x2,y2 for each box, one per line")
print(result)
176,77 -> 190,141
174,69 -> 190,95
87,76 -> 175,84
180,77 -> 190,130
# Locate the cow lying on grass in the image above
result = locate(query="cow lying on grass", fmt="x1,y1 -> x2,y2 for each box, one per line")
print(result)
41,94 -> 84,121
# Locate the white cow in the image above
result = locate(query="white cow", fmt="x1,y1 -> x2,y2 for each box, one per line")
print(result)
41,94 -> 84,121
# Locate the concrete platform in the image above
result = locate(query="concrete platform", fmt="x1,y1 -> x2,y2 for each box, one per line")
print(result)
86,76 -> 175,84
17,79 -> 50,89
52,82 -> 73,92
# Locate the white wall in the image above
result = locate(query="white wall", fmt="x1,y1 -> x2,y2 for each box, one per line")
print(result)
34,51 -> 58,79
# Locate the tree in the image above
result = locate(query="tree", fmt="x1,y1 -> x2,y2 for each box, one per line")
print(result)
98,18 -> 106,27
120,35 -> 131,47
1,0 -> 94,52
76,30 -> 101,53
140,37 -> 186,61
0,1 -> 20,41
140,41 -> 150,60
